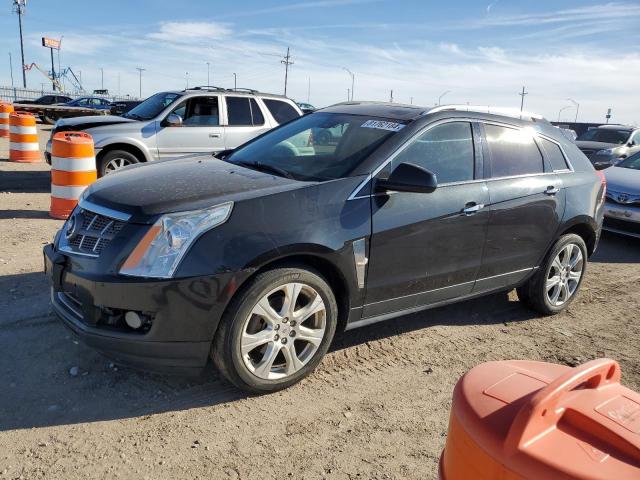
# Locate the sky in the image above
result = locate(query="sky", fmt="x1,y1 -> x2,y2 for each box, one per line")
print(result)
1,0 -> 639,124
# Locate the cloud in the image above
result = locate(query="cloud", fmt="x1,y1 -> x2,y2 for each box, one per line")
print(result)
148,22 -> 232,42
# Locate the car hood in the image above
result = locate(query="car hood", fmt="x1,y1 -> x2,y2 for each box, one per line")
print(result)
575,140 -> 618,151
83,155 -> 308,222
603,166 -> 640,195
55,115 -> 137,131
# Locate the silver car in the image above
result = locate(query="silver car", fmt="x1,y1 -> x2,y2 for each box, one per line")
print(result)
576,124 -> 640,170
603,151 -> 640,238
46,87 -> 302,176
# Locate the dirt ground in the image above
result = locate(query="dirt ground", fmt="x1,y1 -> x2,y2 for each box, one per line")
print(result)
0,125 -> 639,480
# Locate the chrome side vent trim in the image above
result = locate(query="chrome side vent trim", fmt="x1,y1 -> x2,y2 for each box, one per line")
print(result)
352,238 -> 368,289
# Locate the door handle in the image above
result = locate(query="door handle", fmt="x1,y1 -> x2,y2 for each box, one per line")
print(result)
462,202 -> 484,215
209,133 -> 221,138
544,186 -> 560,195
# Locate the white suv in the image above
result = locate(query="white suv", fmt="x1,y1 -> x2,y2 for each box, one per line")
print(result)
45,87 -> 302,176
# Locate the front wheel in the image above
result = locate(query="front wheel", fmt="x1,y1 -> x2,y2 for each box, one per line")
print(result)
517,234 -> 587,315
97,149 -> 140,177
211,267 -> 338,393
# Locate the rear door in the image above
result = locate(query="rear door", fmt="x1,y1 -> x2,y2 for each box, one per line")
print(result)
154,95 -> 225,159
363,120 -> 490,318
223,96 -> 271,149
474,122 -> 565,292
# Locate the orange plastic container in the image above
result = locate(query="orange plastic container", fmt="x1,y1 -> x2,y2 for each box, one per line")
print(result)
0,103 -> 13,138
9,111 -> 40,162
441,358 -> 640,480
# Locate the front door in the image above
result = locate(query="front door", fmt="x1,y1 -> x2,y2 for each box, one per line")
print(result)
474,123 -> 565,292
154,95 -> 225,160
363,121 -> 490,319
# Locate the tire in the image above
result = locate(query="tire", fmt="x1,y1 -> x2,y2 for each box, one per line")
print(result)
97,149 -> 140,177
211,267 -> 338,394
41,114 -> 57,125
518,234 -> 588,315
316,130 -> 332,146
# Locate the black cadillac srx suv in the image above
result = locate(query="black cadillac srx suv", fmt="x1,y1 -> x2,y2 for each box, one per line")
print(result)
44,102 -> 605,393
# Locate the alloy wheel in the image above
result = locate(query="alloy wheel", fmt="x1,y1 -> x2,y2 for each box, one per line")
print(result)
241,282 -> 326,380
546,243 -> 583,307
104,157 -> 133,174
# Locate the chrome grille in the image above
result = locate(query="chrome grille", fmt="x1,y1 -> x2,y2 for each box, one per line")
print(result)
58,207 -> 125,257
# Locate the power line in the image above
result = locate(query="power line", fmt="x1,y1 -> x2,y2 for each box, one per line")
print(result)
281,47 -> 293,96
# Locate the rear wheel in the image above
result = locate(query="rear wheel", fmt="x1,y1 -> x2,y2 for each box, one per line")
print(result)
98,149 -> 140,176
212,267 -> 338,393
41,114 -> 57,125
517,234 -> 587,315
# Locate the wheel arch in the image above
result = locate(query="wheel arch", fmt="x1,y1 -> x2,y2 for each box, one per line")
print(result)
557,216 -> 598,256
96,141 -> 151,164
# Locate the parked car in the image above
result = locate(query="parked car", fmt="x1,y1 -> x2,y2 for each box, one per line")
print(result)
109,100 -> 142,116
297,102 -> 316,114
45,87 -> 303,176
602,151 -> 640,238
575,124 -> 640,170
17,94 -> 72,105
65,96 -> 113,111
44,103 -> 605,393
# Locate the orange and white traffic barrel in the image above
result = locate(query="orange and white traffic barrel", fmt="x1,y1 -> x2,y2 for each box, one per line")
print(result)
9,112 -> 40,162
0,103 -> 13,138
50,132 -> 97,219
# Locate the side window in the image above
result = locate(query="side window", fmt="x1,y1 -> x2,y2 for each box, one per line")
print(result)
226,97 -> 253,126
631,130 -> 640,145
263,99 -> 300,124
540,138 -> 569,171
176,97 -> 219,126
250,98 -> 264,125
392,122 -> 475,184
484,124 -> 543,177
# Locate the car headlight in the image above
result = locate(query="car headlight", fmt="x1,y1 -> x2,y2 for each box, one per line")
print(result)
119,202 -> 233,278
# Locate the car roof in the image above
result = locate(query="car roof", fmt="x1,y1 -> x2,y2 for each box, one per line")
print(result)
320,101 -> 429,121
594,124 -> 634,131
172,87 -> 293,101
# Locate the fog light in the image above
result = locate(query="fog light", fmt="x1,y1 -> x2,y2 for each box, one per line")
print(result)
125,311 -> 143,329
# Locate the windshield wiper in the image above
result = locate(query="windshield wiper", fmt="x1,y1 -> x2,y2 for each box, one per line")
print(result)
235,160 -> 295,180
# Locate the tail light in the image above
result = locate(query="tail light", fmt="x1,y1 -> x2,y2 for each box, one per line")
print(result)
595,170 -> 606,201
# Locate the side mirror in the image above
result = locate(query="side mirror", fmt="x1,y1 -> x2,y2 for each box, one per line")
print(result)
165,113 -> 183,127
376,162 -> 437,194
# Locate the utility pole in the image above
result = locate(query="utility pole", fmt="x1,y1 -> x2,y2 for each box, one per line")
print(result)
519,86 -> 528,112
281,47 -> 293,96
347,88 -> 350,101
342,68 -> 354,101
49,47 -> 56,91
206,62 -> 210,85
13,0 -> 27,88
233,72 -> 237,90
9,53 -> 15,88
567,98 -> 579,123
100,67 -> 104,89
390,90 -> 394,103
410,96 -> 413,105
135,67 -> 145,98
605,107 -> 612,124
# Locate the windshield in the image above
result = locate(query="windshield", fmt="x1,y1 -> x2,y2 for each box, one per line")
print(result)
577,128 -> 631,144
123,92 -> 182,120
225,112 -> 405,181
617,152 -> 640,170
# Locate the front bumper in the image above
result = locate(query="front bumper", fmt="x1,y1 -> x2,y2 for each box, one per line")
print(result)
603,201 -> 640,238
44,243 -> 245,374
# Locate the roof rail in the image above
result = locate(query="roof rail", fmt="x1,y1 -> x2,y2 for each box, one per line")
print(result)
427,104 -> 548,122
230,87 -> 259,94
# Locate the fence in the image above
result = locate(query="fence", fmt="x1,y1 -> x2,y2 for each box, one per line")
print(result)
0,86 -> 139,104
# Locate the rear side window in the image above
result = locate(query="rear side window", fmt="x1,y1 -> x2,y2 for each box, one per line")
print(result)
263,99 -> 300,124
393,122 -> 475,183
485,124 -> 543,177
250,98 -> 264,125
226,97 -> 253,126
540,138 -> 569,171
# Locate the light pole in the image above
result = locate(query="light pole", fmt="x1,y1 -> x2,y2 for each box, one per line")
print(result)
186,72 -> 189,89
342,68 -> 354,101
135,67 -> 145,98
206,62 -> 210,85
557,105 -> 572,122
438,90 -> 451,105
233,72 -> 237,90
567,98 -> 579,123
13,0 -> 27,88
9,53 -> 14,88
100,67 -> 104,89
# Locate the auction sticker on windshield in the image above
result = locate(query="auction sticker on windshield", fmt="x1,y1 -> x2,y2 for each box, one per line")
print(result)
361,120 -> 405,132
